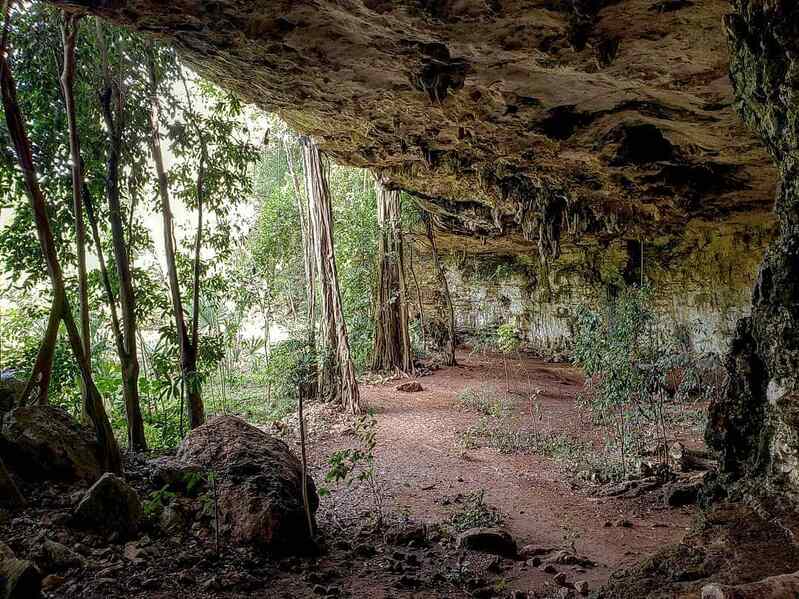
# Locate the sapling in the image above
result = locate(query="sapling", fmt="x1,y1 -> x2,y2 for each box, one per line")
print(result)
496,323 -> 521,395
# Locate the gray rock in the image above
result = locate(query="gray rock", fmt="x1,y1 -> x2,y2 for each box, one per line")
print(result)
73,473 -> 142,537
0,543 -> 41,599
1,406 -> 101,482
456,527 -> 517,558
159,503 -> 187,534
665,481 -> 702,506
33,539 -> 84,570
0,375 -> 23,418
175,415 -> 319,554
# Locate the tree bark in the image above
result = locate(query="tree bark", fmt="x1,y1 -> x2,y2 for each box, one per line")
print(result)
96,22 -> 147,451
285,138 -> 317,350
0,42 -> 121,474
424,215 -> 457,366
406,237 -> 427,353
146,48 -> 205,429
371,180 -> 413,374
301,137 -> 360,414
20,294 -> 61,405
59,13 -> 90,374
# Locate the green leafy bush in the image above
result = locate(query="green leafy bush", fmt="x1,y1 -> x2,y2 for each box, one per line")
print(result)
457,385 -> 509,418
261,338 -> 316,421
573,284 -> 696,475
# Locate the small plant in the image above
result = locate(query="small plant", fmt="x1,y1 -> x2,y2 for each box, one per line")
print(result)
496,323 -> 521,395
459,417 -> 589,460
448,490 -> 504,532
321,411 -> 385,527
575,285 -> 675,475
143,485 -> 177,519
457,385 -> 508,418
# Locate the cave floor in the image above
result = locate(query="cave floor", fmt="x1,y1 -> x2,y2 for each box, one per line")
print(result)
4,352 -> 716,599
301,351 -> 702,598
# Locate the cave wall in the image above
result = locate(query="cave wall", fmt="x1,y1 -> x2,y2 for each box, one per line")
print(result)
412,218 -> 774,355
704,0 -> 799,495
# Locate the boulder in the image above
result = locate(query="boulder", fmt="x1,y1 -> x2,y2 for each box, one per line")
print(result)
175,415 -> 318,553
396,381 -> 423,393
665,481 -> 702,507
32,540 -> 84,571
72,473 -> 142,537
0,406 -> 101,482
0,374 -> 23,417
0,543 -> 41,599
456,527 -> 517,558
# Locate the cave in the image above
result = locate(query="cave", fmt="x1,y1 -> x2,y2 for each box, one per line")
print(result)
1,0 -> 798,597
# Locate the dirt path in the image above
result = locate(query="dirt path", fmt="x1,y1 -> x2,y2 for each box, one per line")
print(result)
307,351 -> 700,595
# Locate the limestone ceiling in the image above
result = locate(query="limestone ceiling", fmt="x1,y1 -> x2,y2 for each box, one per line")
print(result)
50,0 -> 777,255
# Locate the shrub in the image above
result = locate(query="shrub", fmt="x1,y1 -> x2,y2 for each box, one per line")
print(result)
457,385 -> 509,418
261,338 -> 316,421
573,284 -> 699,475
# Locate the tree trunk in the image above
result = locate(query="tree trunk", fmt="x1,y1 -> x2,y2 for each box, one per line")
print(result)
0,45 -> 121,474
406,238 -> 427,352
59,13 -> 90,378
20,294 -> 61,404
92,21 -> 148,452
285,138 -> 317,351
146,48 -> 205,429
424,216 -> 457,366
371,180 -> 413,374
301,137 -> 360,414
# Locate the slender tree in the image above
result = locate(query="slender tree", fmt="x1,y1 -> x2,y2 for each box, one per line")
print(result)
406,233 -> 428,352
371,180 -> 413,374
301,137 -> 360,414
146,48 -> 205,429
284,137 -> 317,349
424,214 -> 457,366
59,13 -> 90,397
92,21 -> 147,451
0,15 -> 121,472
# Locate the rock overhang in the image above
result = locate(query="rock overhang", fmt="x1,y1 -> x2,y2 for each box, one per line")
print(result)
48,0 -> 777,255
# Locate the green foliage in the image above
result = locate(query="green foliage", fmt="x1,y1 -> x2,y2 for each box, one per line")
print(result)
573,284 -> 696,475
496,323 -> 521,355
457,385 -> 509,418
260,338 -> 316,421
448,490 -> 504,532
328,168 -> 378,370
459,415 -> 588,459
321,411 -> 385,524
143,485 -> 177,519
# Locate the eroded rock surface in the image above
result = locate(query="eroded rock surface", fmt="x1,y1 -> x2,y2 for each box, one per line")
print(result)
49,0 -> 776,256
72,473 -> 143,537
0,406 -> 102,482
175,415 -> 319,554
0,542 -> 41,599
708,0 -> 799,496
